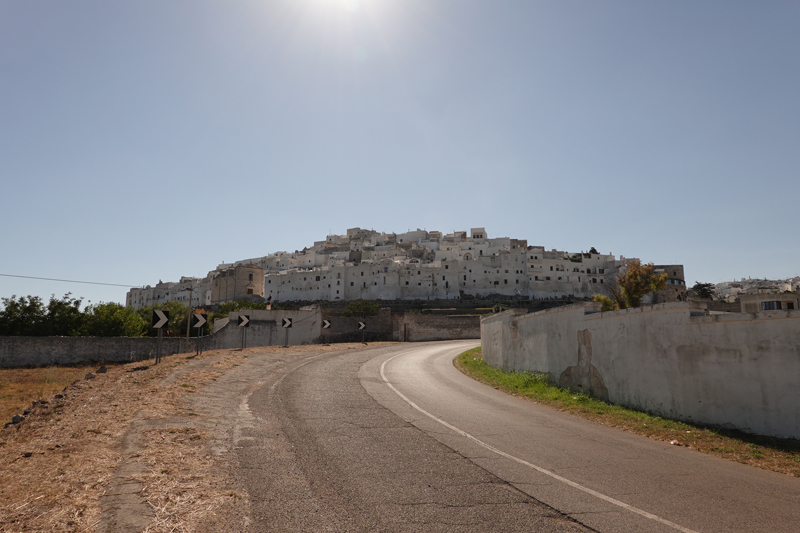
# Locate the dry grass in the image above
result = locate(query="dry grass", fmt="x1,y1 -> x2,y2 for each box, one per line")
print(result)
0,342 -> 389,532
0,366 -> 94,425
455,347 -> 800,477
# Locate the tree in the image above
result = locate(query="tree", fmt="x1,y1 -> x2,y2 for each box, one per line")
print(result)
691,282 -> 715,300
84,302 -> 147,337
589,247 -> 599,255
342,300 -> 380,317
593,294 -> 617,312
44,293 -> 85,336
606,259 -> 668,309
0,295 -> 46,336
136,301 -> 191,337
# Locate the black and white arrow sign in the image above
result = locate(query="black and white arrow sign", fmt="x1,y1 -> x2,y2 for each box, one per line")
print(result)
152,309 -> 169,329
322,320 -> 331,329
282,318 -> 292,328
192,314 -> 207,329
238,315 -> 250,327
358,321 -> 366,330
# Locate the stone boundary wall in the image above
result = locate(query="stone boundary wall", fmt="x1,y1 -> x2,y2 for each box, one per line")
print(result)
0,336 -> 189,367
1,307 -> 483,367
319,309 -> 393,343
394,314 -> 481,342
0,308 -> 323,367
481,302 -> 800,439
208,309 -> 322,349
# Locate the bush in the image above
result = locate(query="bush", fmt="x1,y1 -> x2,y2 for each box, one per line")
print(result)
341,300 -> 380,317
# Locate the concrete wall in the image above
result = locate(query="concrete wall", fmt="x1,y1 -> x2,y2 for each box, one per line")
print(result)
207,308 -> 322,349
394,314 -> 481,342
320,309 -> 394,343
482,302 -> 800,439
0,336 -> 189,367
0,308 -> 322,368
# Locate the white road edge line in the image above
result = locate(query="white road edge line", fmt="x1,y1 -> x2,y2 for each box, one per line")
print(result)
379,352 -> 699,533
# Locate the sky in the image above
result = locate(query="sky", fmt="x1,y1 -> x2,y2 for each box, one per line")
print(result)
1,0 -> 798,307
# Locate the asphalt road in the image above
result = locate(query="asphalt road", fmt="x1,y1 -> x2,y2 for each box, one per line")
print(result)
238,341 -> 800,532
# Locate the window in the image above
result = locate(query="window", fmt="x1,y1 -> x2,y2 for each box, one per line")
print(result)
268,280 -> 271,284
445,265 -> 449,269
546,277 -> 551,281
464,275 -> 467,281
550,266 -> 553,271
761,301 -> 782,311
350,282 -> 354,286
443,276 -> 446,281
247,288 -> 253,294
249,273 -> 253,281
788,303 -> 795,310
406,281 -> 409,285
504,279 -> 508,284
505,270 -> 508,274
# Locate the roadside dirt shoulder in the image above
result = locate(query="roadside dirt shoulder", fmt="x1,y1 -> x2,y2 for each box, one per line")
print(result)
0,343 -> 384,532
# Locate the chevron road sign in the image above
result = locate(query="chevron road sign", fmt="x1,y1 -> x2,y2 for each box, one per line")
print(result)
152,310 -> 169,329
192,314 -> 207,329
238,315 -> 250,327
322,320 -> 331,329
282,318 -> 292,328
358,321 -> 366,330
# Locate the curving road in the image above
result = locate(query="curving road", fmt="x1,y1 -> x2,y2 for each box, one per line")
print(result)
238,341 -> 800,532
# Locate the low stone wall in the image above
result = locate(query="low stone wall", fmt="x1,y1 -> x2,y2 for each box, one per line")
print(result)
0,336 -> 189,367
482,302 -> 800,439
0,308 -> 323,367
394,314 -> 481,342
208,308 -> 322,349
319,309 -> 393,343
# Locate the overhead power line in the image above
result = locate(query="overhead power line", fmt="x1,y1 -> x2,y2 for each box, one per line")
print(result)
0,273 -> 136,288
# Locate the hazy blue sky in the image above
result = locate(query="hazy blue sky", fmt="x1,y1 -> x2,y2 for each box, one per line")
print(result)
2,0 -> 798,306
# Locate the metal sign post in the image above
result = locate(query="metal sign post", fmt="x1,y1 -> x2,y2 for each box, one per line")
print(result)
192,313 -> 207,356
322,319 -> 331,345
282,317 -> 292,347
152,310 -> 169,364
238,314 -> 250,350
359,321 -> 366,344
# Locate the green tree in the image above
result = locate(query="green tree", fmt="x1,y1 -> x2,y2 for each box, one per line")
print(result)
691,282 -> 715,300
84,302 -> 147,337
0,295 -> 46,336
342,300 -> 381,317
135,302 -> 191,337
607,260 -> 668,309
44,293 -> 85,336
589,247 -> 599,254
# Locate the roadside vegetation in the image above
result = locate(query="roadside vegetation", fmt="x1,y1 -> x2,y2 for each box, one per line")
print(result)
455,347 -> 800,477
0,294 -> 286,338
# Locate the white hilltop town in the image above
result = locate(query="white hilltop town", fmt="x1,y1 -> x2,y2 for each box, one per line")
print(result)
126,227 -> 689,311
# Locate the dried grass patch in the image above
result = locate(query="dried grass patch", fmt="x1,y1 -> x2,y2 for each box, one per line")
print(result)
0,366 -> 94,425
0,349 -> 234,532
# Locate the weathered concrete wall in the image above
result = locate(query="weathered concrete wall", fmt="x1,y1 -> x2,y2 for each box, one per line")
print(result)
482,302 -> 800,439
207,308 -> 322,349
394,314 -> 481,342
0,336 -> 188,367
320,309 -> 393,343
0,308 -> 322,367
